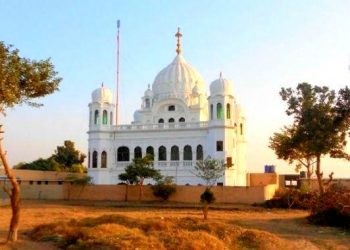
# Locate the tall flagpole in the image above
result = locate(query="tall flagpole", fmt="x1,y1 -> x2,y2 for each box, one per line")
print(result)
116,20 -> 120,125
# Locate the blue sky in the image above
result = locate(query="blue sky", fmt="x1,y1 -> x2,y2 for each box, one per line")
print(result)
1,0 -> 350,177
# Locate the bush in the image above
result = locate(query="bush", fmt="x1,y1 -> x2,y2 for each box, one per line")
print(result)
308,184 -> 350,229
263,188 -> 315,209
200,188 -> 216,204
152,176 -> 176,201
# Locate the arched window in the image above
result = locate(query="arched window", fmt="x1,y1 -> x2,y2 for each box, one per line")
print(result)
168,118 -> 175,123
102,110 -> 108,125
171,146 -> 179,161
196,145 -> 203,160
183,145 -> 192,161
240,123 -> 243,135
101,151 -> 107,168
158,119 -> 164,123
88,151 -> 91,168
145,98 -> 150,108
94,110 -> 99,125
158,146 -> 166,161
89,111 -> 92,126
226,103 -> 231,119
92,151 -> 98,168
146,146 -> 154,160
179,117 -> 185,122
217,103 -> 223,119
110,112 -> 113,125
134,146 -> 142,159
117,146 -> 129,162
210,104 -> 213,120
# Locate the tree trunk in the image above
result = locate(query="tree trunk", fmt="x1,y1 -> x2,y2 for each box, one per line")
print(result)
315,155 -> 324,195
139,178 -> 144,201
0,136 -> 21,242
306,160 -> 312,189
203,204 -> 209,220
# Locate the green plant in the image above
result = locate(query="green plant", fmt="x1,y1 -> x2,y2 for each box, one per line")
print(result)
263,188 -> 315,209
200,188 -> 216,220
65,175 -> 92,200
118,154 -> 161,201
308,184 -> 350,229
152,176 -> 176,201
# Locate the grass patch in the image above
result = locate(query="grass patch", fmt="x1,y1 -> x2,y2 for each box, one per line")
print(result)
29,214 -> 312,250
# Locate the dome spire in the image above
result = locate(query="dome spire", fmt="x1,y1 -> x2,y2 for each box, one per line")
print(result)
175,27 -> 182,55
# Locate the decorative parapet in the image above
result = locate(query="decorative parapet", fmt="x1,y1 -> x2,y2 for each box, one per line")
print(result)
112,161 -> 195,170
114,121 -> 208,132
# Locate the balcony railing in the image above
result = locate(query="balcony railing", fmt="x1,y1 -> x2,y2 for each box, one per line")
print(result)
114,121 -> 208,132
115,161 -> 195,169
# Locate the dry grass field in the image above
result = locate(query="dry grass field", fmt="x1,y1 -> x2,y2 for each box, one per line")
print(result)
0,201 -> 349,250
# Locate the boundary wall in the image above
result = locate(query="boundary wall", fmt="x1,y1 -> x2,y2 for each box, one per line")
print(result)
19,183 -> 278,204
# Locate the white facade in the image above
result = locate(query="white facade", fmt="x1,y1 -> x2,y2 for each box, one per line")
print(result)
87,30 -> 247,186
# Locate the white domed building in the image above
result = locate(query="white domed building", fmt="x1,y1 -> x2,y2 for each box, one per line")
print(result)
88,29 -> 247,186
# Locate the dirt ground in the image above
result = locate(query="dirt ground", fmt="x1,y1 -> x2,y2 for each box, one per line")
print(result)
0,200 -> 349,250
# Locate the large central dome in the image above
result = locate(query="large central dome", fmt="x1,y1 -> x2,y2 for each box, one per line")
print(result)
152,54 -> 206,100
152,28 -> 206,101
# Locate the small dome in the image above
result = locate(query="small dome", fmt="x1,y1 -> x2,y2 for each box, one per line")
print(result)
210,76 -> 234,96
133,110 -> 142,122
144,85 -> 153,97
152,55 -> 206,100
92,85 -> 113,103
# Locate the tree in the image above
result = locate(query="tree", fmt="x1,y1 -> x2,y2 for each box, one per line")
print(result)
269,126 -> 316,186
200,188 -> 216,219
118,154 -> 161,201
193,157 -> 226,187
118,171 -> 137,202
14,140 -> 86,173
193,157 -> 226,219
273,83 -> 350,194
0,41 -> 61,241
53,140 -> 86,169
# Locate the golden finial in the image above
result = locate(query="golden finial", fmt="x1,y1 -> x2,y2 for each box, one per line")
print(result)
175,27 -> 182,55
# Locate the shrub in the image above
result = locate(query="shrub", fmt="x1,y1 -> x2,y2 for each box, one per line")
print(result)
200,188 -> 215,204
263,188 -> 316,209
308,184 -> 350,229
152,176 -> 176,201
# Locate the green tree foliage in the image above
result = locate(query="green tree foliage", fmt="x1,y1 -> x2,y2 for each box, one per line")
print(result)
200,188 -> 216,204
271,83 -> 350,194
193,157 -> 226,187
14,140 -> 86,173
118,154 -> 161,200
152,176 -> 176,201
53,140 -> 86,169
0,41 -> 61,242
0,41 -> 61,112
269,126 -> 316,183
14,158 -> 60,171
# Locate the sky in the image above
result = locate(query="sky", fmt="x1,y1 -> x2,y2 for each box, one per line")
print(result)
1,0 -> 350,178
